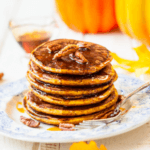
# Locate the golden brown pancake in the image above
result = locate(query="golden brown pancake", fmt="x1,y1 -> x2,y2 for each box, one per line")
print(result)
26,72 -> 118,96
29,61 -> 115,86
26,89 -> 118,116
24,39 -> 119,126
31,39 -> 112,75
29,85 -> 115,106
23,97 -> 116,125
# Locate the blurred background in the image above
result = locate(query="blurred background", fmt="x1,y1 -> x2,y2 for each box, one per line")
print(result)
1,1 -> 150,150
0,0 -> 149,85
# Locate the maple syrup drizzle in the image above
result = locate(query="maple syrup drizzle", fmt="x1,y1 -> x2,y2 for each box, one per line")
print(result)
132,106 -> 136,108
47,127 -> 61,131
120,107 -> 126,111
119,107 -> 129,116
16,102 -> 25,113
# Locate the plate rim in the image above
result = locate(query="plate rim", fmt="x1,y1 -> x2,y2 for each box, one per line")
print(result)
0,117 -> 149,143
0,74 -> 149,143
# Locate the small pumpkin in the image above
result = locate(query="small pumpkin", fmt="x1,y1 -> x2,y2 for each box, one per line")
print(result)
55,0 -> 117,33
115,0 -> 150,46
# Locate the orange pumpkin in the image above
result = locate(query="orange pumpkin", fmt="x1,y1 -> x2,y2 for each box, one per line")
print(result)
55,0 -> 118,33
115,0 -> 150,46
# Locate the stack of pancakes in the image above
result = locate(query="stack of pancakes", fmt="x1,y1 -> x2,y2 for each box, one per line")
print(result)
24,39 -> 119,125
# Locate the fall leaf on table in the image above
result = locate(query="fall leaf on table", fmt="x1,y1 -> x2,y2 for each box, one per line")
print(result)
111,44 -> 150,77
100,144 -> 107,150
0,73 -> 4,80
69,141 -> 107,150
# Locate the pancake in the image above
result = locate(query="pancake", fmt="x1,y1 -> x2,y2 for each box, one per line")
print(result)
23,39 -> 119,126
26,72 -> 118,96
29,85 -> 115,106
23,96 -> 116,125
31,39 -> 112,75
26,89 -> 118,116
25,102 -> 116,125
29,61 -> 115,86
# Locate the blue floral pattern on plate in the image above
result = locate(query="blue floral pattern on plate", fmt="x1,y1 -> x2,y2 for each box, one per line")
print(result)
0,74 -> 150,143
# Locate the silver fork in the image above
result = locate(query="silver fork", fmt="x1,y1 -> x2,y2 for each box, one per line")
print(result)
75,81 -> 150,130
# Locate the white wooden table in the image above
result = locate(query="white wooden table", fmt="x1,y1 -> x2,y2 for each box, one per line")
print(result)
1,0 -> 150,150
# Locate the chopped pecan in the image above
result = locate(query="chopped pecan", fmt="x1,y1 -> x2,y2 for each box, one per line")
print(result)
51,45 -> 61,52
45,44 -> 62,53
77,42 -> 85,48
59,123 -> 75,128
59,123 -> 75,131
75,51 -> 88,63
0,73 -> 4,80
20,116 -> 40,128
60,127 -> 75,131
70,51 -> 88,64
95,60 -> 100,64
46,46 -> 52,53
77,42 -> 89,51
53,44 -> 79,59
77,42 -> 88,48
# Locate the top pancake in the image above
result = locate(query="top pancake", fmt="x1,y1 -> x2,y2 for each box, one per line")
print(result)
31,39 -> 112,75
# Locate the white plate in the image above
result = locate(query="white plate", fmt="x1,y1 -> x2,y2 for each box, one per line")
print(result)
0,74 -> 150,143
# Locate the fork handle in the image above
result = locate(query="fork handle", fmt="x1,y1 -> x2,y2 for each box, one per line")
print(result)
120,81 -> 150,107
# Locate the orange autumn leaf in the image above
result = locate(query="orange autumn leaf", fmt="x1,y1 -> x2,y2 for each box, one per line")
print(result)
70,141 -> 107,150
88,141 -> 99,150
70,141 -> 90,150
135,67 -> 149,77
100,144 -> 107,150
111,44 -> 150,77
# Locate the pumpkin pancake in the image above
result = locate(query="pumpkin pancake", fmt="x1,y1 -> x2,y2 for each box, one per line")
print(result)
23,96 -> 116,125
23,38 -> 119,126
29,85 -> 115,106
26,72 -> 118,96
31,85 -> 114,100
31,39 -> 112,75
26,89 -> 118,116
29,61 -> 115,86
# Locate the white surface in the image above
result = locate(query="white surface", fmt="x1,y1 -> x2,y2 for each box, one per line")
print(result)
0,0 -> 150,150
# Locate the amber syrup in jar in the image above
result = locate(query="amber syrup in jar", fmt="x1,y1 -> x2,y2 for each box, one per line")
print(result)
17,30 -> 51,53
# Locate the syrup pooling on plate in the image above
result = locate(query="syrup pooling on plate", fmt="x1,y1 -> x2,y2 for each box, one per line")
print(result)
16,102 -> 25,113
47,127 -> 61,131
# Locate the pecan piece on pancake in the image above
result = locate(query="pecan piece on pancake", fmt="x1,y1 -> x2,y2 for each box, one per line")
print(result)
59,123 -> 75,131
46,44 -> 62,53
20,116 -> 40,128
77,42 -> 86,48
53,44 -> 79,59
70,51 -> 88,64
77,42 -> 89,51
75,51 -> 88,63
0,73 -> 4,80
